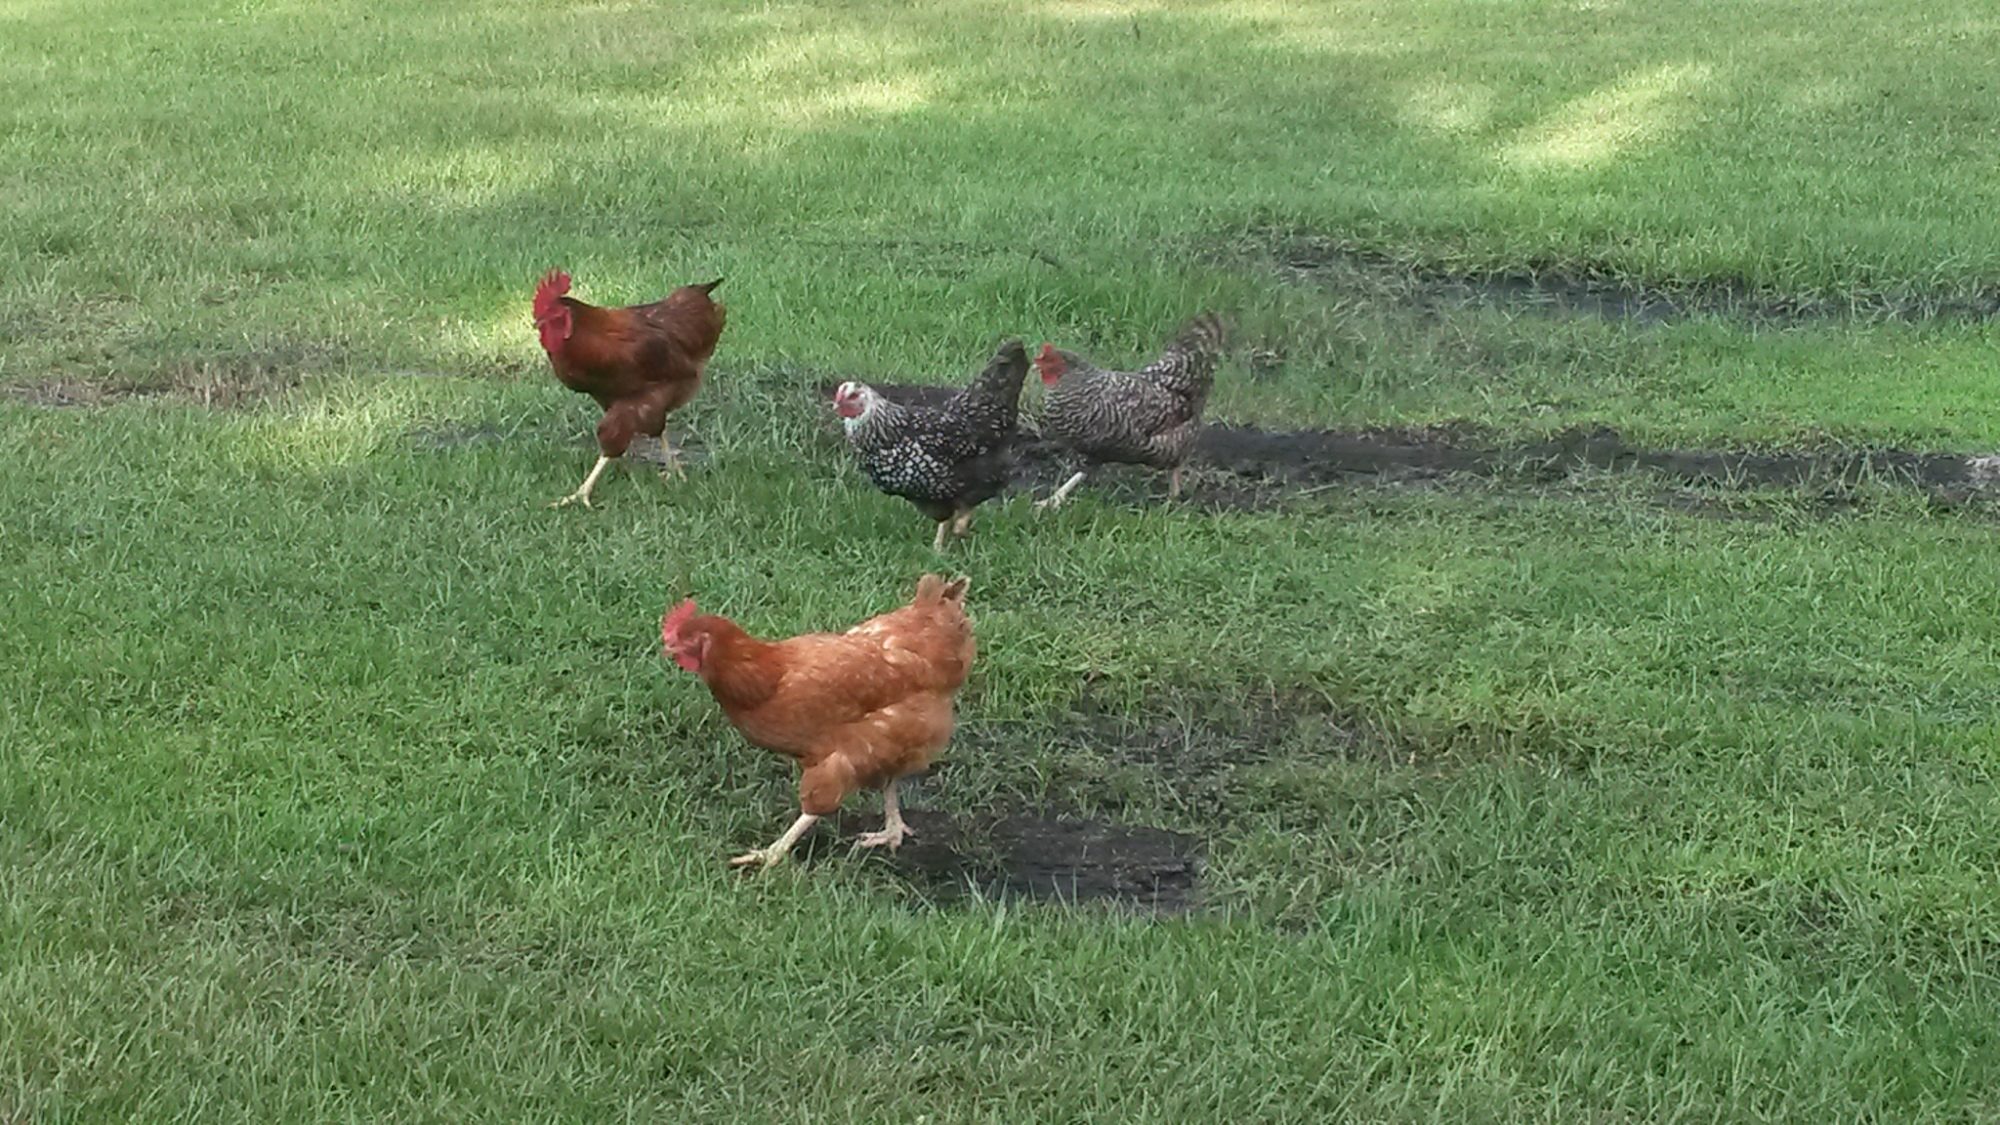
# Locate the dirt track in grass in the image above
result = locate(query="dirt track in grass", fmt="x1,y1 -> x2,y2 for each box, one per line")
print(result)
782,691 -> 1389,916
840,383 -> 1999,514
805,810 -> 1207,917
1255,232 -> 2000,324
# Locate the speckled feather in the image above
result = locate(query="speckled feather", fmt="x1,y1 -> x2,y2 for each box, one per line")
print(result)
1042,313 -> 1227,470
846,340 -> 1030,522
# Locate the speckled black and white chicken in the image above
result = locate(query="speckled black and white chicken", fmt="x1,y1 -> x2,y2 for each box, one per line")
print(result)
834,339 -> 1030,550
1033,313 -> 1228,508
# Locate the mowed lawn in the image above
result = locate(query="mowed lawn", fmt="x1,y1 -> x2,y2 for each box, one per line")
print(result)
5,0 -> 2000,1119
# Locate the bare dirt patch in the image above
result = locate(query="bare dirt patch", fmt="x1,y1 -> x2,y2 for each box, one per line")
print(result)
4,380 -> 126,409
991,687 -> 1397,818
772,690 -> 1388,915
1255,231 -> 2000,324
833,382 -> 1994,513
6,360 -> 301,411
804,810 -> 1205,917
1194,422 -> 1982,493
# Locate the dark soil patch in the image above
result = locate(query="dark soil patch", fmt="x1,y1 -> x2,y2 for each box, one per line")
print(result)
1258,232 -> 2000,324
4,380 -> 123,408
1195,423 -> 1981,493
1020,686 -> 1397,807
832,382 -> 1994,513
6,364 -> 299,411
770,690 -> 1389,915
802,810 -> 1204,917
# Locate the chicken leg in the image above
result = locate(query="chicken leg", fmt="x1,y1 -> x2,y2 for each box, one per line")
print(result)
656,435 -> 687,482
1169,467 -> 1183,501
729,812 -> 820,870
549,455 -> 614,509
1035,470 -> 1089,511
855,781 -> 914,851
930,508 -> 974,551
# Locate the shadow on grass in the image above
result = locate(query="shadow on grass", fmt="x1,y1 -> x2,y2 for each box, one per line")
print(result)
20,0 -> 1989,386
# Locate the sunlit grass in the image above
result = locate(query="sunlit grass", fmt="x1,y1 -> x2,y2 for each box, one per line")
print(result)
1500,61 -> 1712,171
7,0 -> 2000,395
6,0 -> 2000,1120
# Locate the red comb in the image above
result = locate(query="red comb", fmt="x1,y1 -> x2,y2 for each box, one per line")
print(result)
533,269 -> 571,322
661,598 -> 697,645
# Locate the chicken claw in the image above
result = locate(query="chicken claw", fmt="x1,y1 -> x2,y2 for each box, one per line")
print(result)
549,454 -> 613,509
930,509 -> 973,551
1036,470 -> 1088,511
855,783 -> 913,851
728,847 -> 787,869
728,812 -> 820,872
657,439 -> 687,481
855,822 -> 914,851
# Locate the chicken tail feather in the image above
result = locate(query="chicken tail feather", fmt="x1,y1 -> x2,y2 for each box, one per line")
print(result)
1174,312 -> 1229,358
914,573 -> 972,606
1140,312 -> 1229,399
960,338 -> 1030,416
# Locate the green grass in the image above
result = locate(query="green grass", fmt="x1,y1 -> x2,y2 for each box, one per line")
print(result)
6,0 -> 2000,1119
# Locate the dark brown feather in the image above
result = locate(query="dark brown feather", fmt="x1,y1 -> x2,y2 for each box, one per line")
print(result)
543,281 -> 728,456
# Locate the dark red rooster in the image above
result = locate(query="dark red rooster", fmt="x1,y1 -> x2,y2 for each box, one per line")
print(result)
532,269 -> 727,508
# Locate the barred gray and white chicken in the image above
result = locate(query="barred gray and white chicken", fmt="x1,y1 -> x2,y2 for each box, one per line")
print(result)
835,339 -> 1030,550
1033,314 -> 1228,508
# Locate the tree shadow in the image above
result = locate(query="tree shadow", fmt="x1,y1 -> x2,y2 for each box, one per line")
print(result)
9,0 -> 1994,388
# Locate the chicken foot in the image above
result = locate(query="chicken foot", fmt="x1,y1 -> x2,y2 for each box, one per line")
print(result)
655,436 -> 687,481
549,455 -> 615,509
855,781 -> 914,851
1035,470 -> 1089,511
930,509 -> 976,551
729,812 -> 821,870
